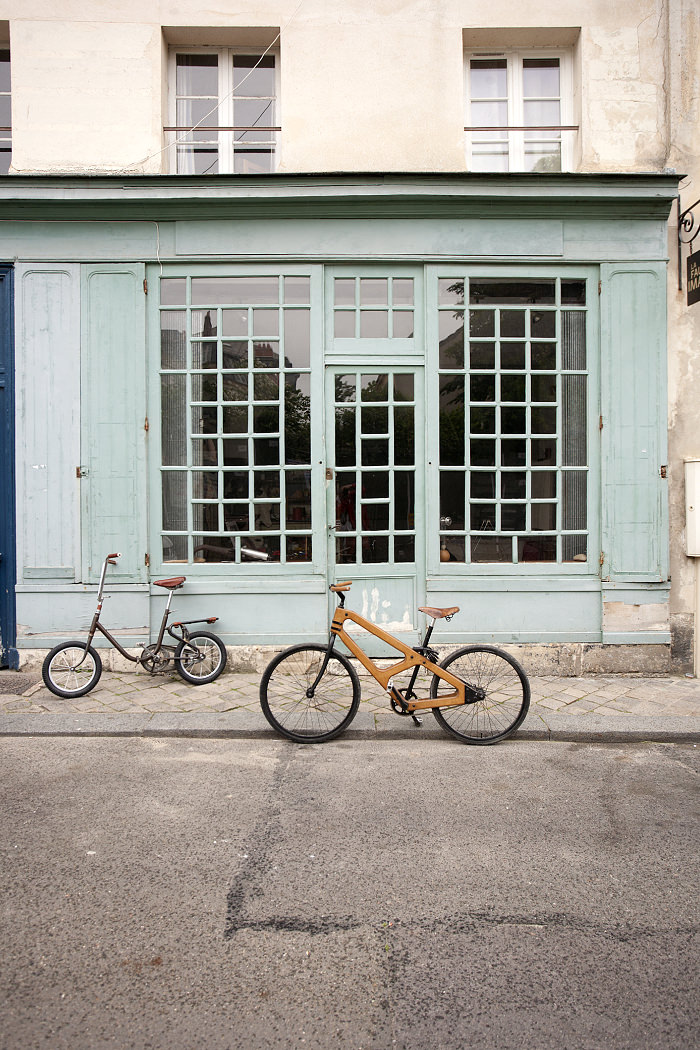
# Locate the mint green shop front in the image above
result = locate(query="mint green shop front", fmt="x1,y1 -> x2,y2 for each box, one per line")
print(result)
3,174 -> 678,669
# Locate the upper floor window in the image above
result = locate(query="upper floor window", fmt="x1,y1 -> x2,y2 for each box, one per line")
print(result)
465,50 -> 575,173
0,49 -> 10,175
167,48 -> 279,175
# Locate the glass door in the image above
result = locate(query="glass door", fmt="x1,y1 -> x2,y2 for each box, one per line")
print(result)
325,365 -> 425,647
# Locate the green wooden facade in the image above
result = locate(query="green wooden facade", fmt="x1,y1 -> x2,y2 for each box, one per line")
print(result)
2,174 -> 677,655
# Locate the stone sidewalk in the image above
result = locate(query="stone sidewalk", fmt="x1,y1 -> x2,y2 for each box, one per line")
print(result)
0,666 -> 698,742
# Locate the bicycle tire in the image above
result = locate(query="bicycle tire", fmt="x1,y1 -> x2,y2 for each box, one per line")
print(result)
42,642 -> 103,698
260,643 -> 361,743
175,631 -> 227,684
430,645 -> 530,744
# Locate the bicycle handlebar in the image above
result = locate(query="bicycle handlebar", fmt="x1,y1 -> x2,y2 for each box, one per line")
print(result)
107,552 -> 121,565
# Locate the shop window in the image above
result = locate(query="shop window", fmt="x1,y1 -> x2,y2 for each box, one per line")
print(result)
167,48 -> 278,174
159,274 -> 312,565
436,275 -> 589,566
464,49 -> 575,172
0,50 -> 10,174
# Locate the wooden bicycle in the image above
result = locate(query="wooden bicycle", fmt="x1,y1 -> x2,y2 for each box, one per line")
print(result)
260,581 -> 530,745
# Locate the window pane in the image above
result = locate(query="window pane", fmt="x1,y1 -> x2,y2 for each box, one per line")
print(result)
193,276 -> 278,305
161,312 -> 187,369
360,278 -> 388,305
284,276 -> 311,304
176,54 -> 218,96
233,55 -> 275,95
439,313 -> 464,368
523,58 -> 560,98
360,311 -> 388,337
470,59 -> 507,97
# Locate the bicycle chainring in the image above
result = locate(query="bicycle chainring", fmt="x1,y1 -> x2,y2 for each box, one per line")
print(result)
139,644 -> 176,674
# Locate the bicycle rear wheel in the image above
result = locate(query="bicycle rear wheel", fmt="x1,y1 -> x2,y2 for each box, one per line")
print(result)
175,631 -> 227,684
260,643 -> 360,743
430,645 -> 530,744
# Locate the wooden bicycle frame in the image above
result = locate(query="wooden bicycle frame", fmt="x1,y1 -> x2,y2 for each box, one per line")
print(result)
330,605 -> 469,713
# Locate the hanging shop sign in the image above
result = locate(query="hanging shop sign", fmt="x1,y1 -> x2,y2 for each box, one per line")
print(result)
688,249 -> 700,307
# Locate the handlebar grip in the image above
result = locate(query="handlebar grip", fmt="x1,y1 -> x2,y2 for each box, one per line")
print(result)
107,553 -> 121,559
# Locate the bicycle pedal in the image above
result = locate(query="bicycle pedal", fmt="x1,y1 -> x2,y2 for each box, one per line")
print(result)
411,714 -> 423,727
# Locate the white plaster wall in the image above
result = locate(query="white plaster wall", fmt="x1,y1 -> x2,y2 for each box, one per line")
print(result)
0,0 -> 676,175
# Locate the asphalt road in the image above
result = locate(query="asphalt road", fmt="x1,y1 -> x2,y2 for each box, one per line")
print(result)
1,737 -> 698,1050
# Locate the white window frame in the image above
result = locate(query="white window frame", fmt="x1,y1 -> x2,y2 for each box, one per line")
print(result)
167,46 -> 281,175
464,48 -> 575,173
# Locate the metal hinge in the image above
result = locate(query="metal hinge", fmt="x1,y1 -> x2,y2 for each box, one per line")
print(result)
144,417 -> 149,432
143,278 -> 148,295
660,465 -> 667,478
76,466 -> 88,478
600,551 -> 605,567
599,415 -> 603,431
145,553 -> 150,567
598,280 -> 602,295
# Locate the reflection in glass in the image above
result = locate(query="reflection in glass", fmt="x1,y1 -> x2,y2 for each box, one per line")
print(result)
360,311 -> 388,338
334,278 -> 355,305
224,471 -> 248,499
254,470 -> 280,499
192,276 -> 278,305
254,438 -> 279,465
393,278 -> 414,305
335,408 -> 356,466
222,341 -> 248,369
222,310 -> 248,337
223,374 -> 247,401
439,313 -> 464,368
284,276 -> 310,304
394,407 -> 415,465
360,278 -> 388,305
335,374 -> 356,402
283,310 -> 310,368
161,312 -> 187,370
361,406 -> 388,433
361,375 -> 389,401
393,311 -> 414,338
500,343 -> 526,369
162,472 -> 188,532
438,279 -> 464,305
286,470 -> 311,529
223,405 -> 247,433
223,439 -> 248,466
334,311 -> 355,338
160,278 -> 186,306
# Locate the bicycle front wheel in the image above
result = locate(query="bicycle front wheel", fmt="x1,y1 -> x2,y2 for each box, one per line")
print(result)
175,631 -> 227,684
42,642 -> 103,698
430,645 -> 530,744
260,643 -> 360,743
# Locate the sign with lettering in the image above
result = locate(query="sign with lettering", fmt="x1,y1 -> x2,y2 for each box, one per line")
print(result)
688,249 -> 700,306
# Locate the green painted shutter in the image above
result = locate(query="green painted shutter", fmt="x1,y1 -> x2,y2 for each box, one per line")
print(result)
81,265 -> 147,583
600,264 -> 668,582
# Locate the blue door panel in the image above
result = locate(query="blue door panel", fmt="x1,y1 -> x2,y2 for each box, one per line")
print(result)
0,266 -> 17,667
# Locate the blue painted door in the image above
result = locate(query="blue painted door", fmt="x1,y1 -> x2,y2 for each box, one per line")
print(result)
0,266 -> 17,667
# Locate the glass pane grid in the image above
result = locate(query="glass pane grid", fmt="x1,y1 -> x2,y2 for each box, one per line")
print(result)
160,276 -> 312,565
438,277 -> 588,566
333,276 -> 415,339
335,369 -> 416,566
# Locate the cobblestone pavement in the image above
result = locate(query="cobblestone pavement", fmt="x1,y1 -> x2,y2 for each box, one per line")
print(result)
1,667 -> 699,718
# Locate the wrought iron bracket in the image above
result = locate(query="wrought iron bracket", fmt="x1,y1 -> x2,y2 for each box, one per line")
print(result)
677,196 -> 700,291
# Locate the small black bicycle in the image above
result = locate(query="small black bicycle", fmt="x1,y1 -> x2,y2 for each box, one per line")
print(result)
41,553 -> 227,698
